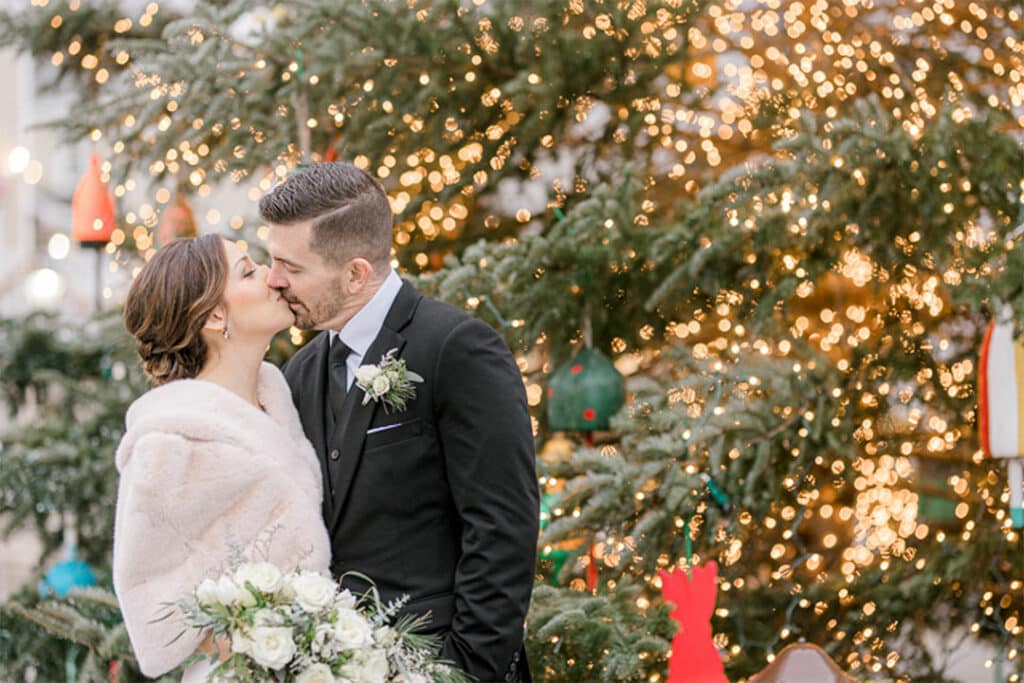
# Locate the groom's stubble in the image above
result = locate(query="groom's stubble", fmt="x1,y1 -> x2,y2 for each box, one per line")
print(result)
283,273 -> 349,331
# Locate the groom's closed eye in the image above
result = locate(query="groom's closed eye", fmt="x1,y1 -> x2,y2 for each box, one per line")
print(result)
274,258 -> 302,274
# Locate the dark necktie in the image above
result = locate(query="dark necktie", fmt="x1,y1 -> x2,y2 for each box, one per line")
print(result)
329,337 -> 352,427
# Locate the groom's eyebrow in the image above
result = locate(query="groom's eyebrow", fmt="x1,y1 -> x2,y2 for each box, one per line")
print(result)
272,256 -> 299,268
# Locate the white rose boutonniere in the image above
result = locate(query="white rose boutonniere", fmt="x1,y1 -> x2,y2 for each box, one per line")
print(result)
355,348 -> 423,413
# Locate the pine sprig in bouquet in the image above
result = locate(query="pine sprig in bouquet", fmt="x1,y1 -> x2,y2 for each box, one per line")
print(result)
174,562 -> 467,683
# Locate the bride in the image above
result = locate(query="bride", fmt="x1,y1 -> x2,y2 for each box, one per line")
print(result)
112,234 -> 331,680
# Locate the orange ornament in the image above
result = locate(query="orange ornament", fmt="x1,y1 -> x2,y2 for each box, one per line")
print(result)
158,192 -> 197,246
71,155 -> 116,246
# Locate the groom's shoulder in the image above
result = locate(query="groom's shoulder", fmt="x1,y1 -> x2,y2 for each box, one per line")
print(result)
410,294 -> 486,340
414,293 -> 473,326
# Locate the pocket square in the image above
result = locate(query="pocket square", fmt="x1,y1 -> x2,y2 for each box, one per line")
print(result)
367,420 -> 415,435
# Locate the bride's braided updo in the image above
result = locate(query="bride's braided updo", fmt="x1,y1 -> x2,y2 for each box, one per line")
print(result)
123,234 -> 228,386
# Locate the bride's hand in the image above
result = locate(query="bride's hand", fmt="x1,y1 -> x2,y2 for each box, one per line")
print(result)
197,630 -> 232,661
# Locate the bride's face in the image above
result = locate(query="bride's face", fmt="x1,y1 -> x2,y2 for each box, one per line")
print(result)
219,239 -> 293,337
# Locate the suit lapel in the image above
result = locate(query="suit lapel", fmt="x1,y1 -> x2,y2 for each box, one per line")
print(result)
328,281 -> 422,535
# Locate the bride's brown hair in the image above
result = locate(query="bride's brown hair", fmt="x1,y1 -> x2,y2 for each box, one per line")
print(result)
123,234 -> 228,386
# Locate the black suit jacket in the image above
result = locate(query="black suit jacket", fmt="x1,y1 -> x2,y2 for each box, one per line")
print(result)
282,281 -> 539,682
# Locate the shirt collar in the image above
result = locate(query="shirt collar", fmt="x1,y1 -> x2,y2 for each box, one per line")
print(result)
330,270 -> 403,357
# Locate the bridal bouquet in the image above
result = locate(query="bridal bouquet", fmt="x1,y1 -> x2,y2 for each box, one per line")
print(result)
176,562 -> 467,683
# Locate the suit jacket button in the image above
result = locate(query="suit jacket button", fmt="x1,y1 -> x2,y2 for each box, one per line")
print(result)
330,449 -> 340,460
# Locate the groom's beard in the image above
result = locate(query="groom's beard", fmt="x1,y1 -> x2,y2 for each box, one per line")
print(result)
283,282 -> 347,331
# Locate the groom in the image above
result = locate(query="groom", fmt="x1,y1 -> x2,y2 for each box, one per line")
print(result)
262,162 -> 539,682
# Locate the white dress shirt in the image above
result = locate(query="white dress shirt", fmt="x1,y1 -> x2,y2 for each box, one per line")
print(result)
330,269 -> 404,390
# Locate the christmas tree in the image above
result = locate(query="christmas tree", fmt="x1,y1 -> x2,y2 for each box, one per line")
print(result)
1,0 -> 1022,681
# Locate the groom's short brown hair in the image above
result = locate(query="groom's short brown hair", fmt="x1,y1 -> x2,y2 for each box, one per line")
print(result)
258,162 -> 393,268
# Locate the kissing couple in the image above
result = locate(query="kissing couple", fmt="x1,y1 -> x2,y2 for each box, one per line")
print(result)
111,162 -> 540,682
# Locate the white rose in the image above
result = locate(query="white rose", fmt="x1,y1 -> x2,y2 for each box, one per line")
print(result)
247,625 -> 296,670
371,374 -> 391,396
234,561 -> 283,594
292,572 -> 337,613
295,663 -> 336,683
215,576 -> 255,607
231,628 -> 252,654
334,588 -> 357,610
195,578 -> 219,606
332,608 -> 374,650
340,647 -> 389,683
355,365 -> 380,386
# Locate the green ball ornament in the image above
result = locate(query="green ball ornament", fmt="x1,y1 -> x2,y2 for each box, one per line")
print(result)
546,348 -> 625,431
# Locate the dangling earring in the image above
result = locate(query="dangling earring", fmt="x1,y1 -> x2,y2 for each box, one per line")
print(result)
222,324 -> 231,340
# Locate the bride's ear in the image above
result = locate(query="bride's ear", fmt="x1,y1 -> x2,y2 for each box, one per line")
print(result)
203,305 -> 228,336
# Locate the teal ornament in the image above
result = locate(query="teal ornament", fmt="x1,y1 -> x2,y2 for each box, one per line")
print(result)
546,348 -> 625,431
39,547 -> 97,598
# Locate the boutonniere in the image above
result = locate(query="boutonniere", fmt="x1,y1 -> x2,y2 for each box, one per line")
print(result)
354,348 -> 424,413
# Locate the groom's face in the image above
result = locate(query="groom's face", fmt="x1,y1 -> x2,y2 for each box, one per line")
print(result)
266,220 -> 348,330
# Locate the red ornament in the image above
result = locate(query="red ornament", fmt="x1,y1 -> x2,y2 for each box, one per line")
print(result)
582,407 -> 597,421
570,364 -> 584,375
659,562 -> 727,683
71,155 -> 116,246
324,146 -> 339,163
158,192 -> 197,246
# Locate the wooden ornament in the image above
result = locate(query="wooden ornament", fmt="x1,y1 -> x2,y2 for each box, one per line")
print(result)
157,192 -> 198,245
749,643 -> 857,683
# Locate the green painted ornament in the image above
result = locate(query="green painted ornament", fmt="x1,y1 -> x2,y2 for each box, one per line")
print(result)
546,347 -> 625,431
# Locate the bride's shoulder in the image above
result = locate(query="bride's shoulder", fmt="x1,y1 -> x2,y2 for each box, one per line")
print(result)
126,378 -> 221,421
122,379 -> 242,447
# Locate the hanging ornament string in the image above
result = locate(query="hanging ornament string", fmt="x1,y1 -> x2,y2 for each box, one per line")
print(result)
682,517 -> 694,580
291,49 -> 312,165
552,205 -> 594,349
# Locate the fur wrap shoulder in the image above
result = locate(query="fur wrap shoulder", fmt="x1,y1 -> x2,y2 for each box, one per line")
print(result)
112,362 -> 330,677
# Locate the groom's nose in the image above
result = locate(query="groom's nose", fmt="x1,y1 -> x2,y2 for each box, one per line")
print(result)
266,267 -> 287,290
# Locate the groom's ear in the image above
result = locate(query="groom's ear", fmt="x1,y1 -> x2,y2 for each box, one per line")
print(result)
345,258 -> 375,294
